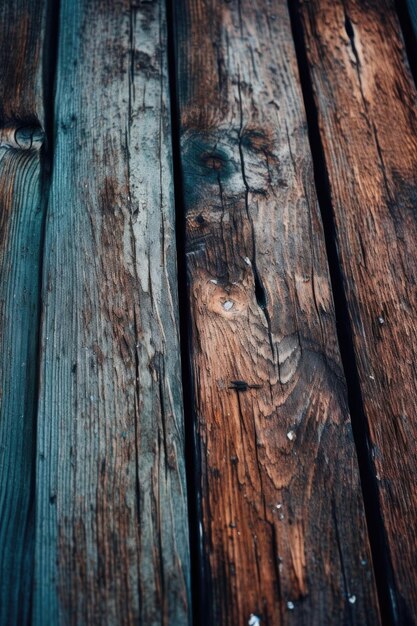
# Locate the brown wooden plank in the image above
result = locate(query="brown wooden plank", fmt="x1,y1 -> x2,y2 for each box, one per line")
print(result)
173,1 -> 381,624
0,1 -> 48,622
32,1 -> 191,623
296,0 -> 417,622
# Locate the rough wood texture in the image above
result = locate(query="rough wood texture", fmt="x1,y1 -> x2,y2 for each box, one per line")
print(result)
33,1 -> 190,623
174,1 -> 380,624
297,0 -> 417,622
0,2 -> 46,623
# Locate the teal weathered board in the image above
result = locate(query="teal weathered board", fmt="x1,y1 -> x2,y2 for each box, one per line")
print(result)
31,1 -> 191,623
0,1 -> 47,623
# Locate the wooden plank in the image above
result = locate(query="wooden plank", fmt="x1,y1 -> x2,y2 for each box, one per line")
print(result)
33,1 -> 191,623
296,0 -> 417,622
405,0 -> 417,40
174,1 -> 380,624
0,1 -> 47,623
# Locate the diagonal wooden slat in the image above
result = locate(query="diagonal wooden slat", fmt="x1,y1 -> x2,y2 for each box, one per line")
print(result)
173,0 -> 381,624
297,0 -> 417,622
32,1 -> 191,623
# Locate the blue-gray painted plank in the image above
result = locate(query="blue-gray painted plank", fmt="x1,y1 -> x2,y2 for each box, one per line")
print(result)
33,1 -> 191,623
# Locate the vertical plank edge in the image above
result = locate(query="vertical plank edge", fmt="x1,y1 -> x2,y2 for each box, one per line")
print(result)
165,0 -> 204,624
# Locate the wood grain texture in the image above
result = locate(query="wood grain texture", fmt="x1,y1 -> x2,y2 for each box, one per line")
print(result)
174,1 -> 380,624
297,0 -> 417,622
0,1 -> 47,623
33,1 -> 190,623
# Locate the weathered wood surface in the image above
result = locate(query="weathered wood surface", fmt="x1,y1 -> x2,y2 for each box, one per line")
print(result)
0,1 -> 47,623
174,1 -> 380,624
297,0 -> 417,622
33,1 -> 190,623
2,0 -> 417,623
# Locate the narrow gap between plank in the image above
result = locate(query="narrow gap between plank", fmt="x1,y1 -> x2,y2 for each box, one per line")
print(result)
165,2 -> 204,625
395,0 -> 417,88
287,3 -> 398,625
29,0 -> 61,618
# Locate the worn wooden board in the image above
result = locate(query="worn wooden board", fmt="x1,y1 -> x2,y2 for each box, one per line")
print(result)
33,1 -> 191,623
173,1 -> 380,624
0,1 -> 47,623
297,0 -> 417,622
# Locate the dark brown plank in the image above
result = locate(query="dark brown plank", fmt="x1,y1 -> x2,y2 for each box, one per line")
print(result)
0,1 -> 47,622
297,0 -> 417,622
32,1 -> 191,623
174,1 -> 380,624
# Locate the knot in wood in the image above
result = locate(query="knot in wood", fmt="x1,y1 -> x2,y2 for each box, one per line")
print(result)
201,152 -> 225,171
199,274 -> 248,316
0,124 -> 45,150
